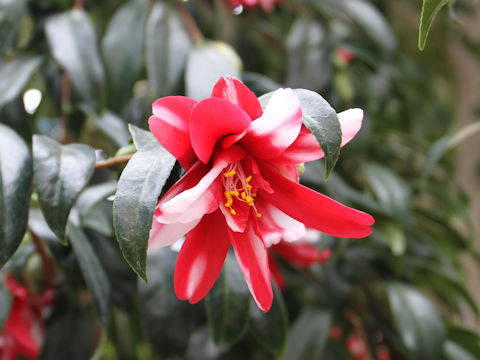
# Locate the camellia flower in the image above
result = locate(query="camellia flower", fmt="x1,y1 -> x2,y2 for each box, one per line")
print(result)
0,275 -> 54,360
268,229 -> 331,289
230,0 -> 280,12
148,76 -> 374,312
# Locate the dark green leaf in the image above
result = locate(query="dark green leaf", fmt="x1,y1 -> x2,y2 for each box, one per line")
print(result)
444,340 -> 477,360
67,216 -> 110,327
113,125 -> 176,281
101,0 -> 149,111
338,0 -> 396,52
0,56 -> 43,110
205,254 -> 250,344
45,10 -> 105,105
33,135 -> 95,243
186,41 -> 242,101
286,17 -> 331,90
419,0 -> 449,50
80,105 -> 130,148
446,325 -> 480,357
242,72 -> 281,95
250,284 -> 288,355
0,278 -> 12,331
139,248 -> 193,357
75,181 -> 117,220
0,0 -> 27,55
146,2 -> 192,97
0,123 -> 32,268
388,283 -> 446,360
295,89 -> 342,179
280,309 -> 331,360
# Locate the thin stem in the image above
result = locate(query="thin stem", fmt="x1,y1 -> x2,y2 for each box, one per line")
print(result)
176,1 -> 204,43
95,154 -> 133,169
29,229 -> 56,286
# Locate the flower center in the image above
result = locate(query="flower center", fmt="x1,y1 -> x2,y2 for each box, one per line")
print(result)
223,162 -> 262,218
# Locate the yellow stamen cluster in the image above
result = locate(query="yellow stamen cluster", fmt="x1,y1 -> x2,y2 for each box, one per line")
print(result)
223,165 -> 261,219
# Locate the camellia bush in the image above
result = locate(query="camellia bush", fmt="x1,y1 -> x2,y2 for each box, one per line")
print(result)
1,0 -> 479,359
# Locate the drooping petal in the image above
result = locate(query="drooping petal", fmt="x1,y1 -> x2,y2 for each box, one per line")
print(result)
174,211 -> 230,304
149,96 -> 198,169
240,88 -> 303,159
148,214 -> 201,250
229,224 -> 273,312
267,253 -> 286,290
158,146 -> 246,224
271,108 -> 364,164
260,164 -> 374,238
255,199 -> 305,247
4,302 -> 38,359
272,241 -> 320,266
190,98 -> 252,163
211,77 -> 263,120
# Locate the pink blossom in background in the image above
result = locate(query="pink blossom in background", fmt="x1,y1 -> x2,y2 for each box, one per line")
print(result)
0,275 -> 55,360
148,76 -> 374,312
230,0 -> 280,12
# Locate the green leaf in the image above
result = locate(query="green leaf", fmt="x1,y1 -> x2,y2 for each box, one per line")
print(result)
80,105 -> 130,148
280,309 -> 331,360
0,56 -> 43,110
250,284 -> 288,355
338,0 -> 396,52
32,135 -> 95,243
113,125 -> 176,281
0,123 -> 32,268
45,10 -> 105,105
139,248 -> 193,357
146,2 -> 192,98
101,0 -> 149,111
0,279 -> 12,331
419,0 -> 449,50
444,340 -> 478,360
75,181 -> 117,220
295,89 -> 342,179
388,283 -> 446,360
446,325 -> 480,356
205,254 -> 250,344
376,222 -> 407,256
186,41 -> 242,101
67,216 -> 110,328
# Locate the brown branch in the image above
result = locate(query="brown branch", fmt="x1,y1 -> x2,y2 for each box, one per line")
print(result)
94,154 -> 133,169
29,229 -> 56,287
176,1 -> 204,43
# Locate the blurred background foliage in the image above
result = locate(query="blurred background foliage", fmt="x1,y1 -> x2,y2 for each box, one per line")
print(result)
1,0 -> 480,359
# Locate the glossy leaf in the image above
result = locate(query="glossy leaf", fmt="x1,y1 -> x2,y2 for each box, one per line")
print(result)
45,10 -> 105,105
250,284 -> 288,355
419,0 -> 449,50
388,283 -> 446,360
101,0 -> 149,111
280,309 -> 331,360
0,279 -> 12,331
205,254 -> 250,344
338,0 -> 396,52
295,89 -> 342,179
186,41 -> 242,101
146,2 -> 192,97
32,135 -> 95,243
113,125 -> 176,281
0,0 -> 26,55
0,56 -> 42,110
75,181 -> 117,220
0,123 -> 32,268
139,248 -> 193,357
80,105 -> 130,148
67,216 -> 110,328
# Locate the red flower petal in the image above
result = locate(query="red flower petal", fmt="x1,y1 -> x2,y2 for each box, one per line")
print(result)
240,88 -> 303,159
190,98 -> 251,163
268,253 -> 286,290
211,77 -> 263,120
230,224 -> 273,312
272,241 -> 319,266
149,96 -> 198,170
149,215 -> 201,250
260,164 -> 374,238
174,211 -> 230,303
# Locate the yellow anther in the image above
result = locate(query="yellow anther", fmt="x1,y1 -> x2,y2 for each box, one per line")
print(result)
224,170 -> 237,177
231,191 -> 239,197
225,203 -> 230,208
230,209 -> 237,215
241,192 -> 246,199
256,213 -> 262,218
224,191 -> 231,198
246,175 -> 252,182
246,195 -> 254,204
252,193 -> 256,197
245,184 -> 252,190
